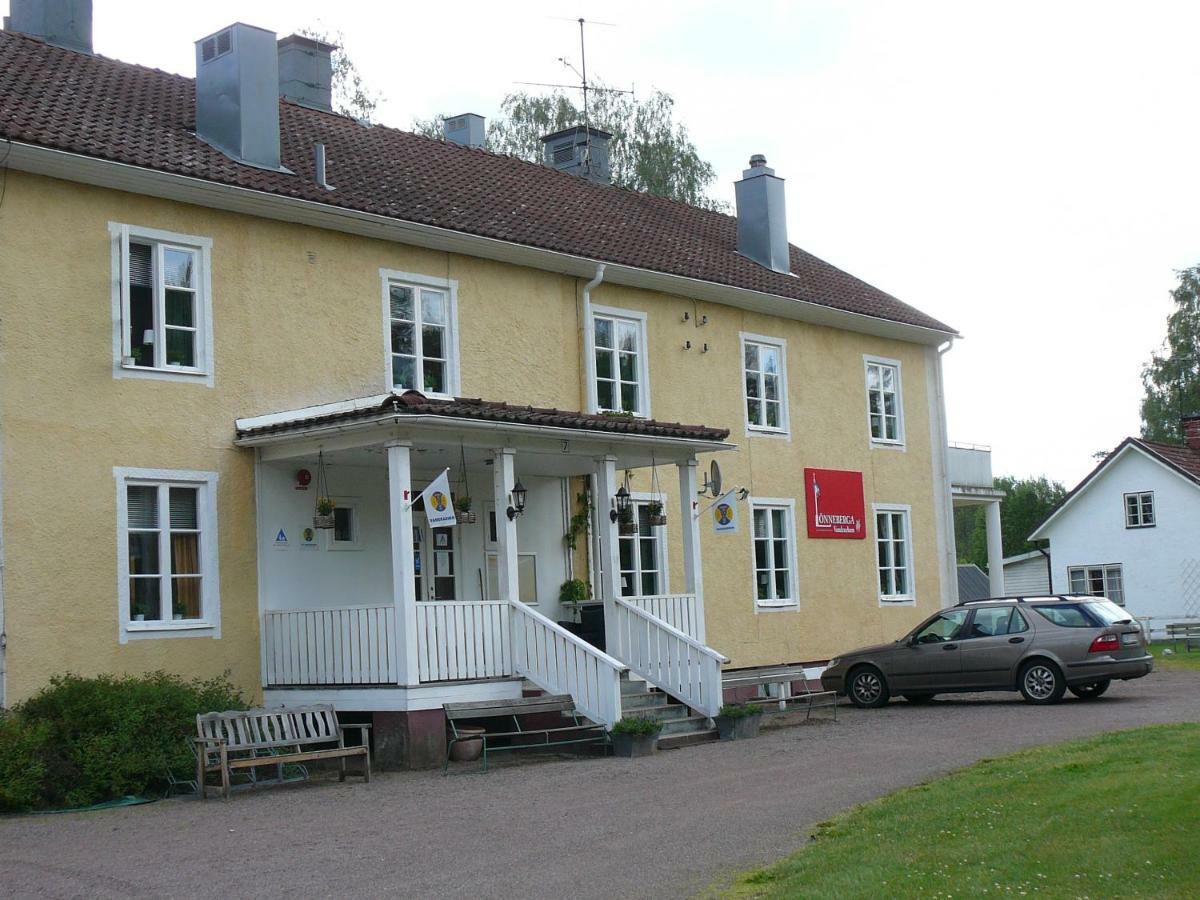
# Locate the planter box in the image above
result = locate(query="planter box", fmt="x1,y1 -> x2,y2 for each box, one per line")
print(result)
716,713 -> 763,741
611,732 -> 659,758
312,514 -> 335,529
618,520 -> 638,536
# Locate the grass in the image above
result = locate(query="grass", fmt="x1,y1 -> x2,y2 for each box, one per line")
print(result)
1150,641 -> 1200,672
721,723 -> 1200,899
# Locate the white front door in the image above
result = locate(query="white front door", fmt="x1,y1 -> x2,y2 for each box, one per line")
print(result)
414,513 -> 458,601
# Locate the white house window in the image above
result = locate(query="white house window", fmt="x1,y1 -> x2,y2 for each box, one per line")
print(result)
382,270 -> 459,398
116,467 -> 220,640
876,505 -> 914,602
111,223 -> 213,383
328,503 -> 360,550
592,307 -> 648,415
742,334 -> 788,433
865,357 -> 904,444
1124,492 -> 1155,528
619,501 -> 667,597
750,499 -> 797,607
1068,564 -> 1125,606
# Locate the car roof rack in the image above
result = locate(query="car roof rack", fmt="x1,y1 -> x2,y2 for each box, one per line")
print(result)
955,596 -> 1029,607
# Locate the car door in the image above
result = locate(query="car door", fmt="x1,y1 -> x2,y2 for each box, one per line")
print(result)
958,606 -> 1031,689
886,609 -> 968,691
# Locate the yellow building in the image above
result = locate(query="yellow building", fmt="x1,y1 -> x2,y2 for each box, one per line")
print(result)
0,15 -> 964,765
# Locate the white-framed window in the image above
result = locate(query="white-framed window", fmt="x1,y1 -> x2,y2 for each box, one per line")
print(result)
328,502 -> 360,550
485,552 -> 538,604
1068,564 -> 1125,606
114,467 -> 220,642
875,504 -> 915,603
864,356 -> 904,446
381,269 -> 460,398
590,305 -> 649,416
1124,492 -> 1155,528
741,333 -> 789,434
619,497 -> 669,597
749,497 -> 798,608
109,223 -> 214,385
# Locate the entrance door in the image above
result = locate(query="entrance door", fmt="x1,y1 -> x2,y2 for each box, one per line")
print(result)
413,514 -> 457,601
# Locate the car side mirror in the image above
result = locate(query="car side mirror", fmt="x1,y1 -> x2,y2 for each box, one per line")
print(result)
906,635 -> 918,647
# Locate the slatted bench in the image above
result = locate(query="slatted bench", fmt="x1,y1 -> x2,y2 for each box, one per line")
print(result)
443,694 -> 608,773
724,665 -> 838,721
194,704 -> 370,800
1166,622 -> 1200,653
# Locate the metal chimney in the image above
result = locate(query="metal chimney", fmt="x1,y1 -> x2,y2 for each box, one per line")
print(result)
195,23 -> 283,171
3,0 -> 92,53
734,154 -> 790,274
539,125 -> 612,184
277,34 -> 336,113
443,114 -> 486,148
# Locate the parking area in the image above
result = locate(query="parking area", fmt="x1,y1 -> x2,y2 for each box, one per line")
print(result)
2,670 -> 1198,900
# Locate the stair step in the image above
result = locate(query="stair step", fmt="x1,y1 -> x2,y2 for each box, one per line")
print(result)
626,703 -> 689,723
620,678 -> 652,696
621,692 -> 669,711
657,728 -> 719,750
657,714 -> 713,736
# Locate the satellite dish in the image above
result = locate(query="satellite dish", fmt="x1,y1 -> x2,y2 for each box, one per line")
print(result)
709,460 -> 723,498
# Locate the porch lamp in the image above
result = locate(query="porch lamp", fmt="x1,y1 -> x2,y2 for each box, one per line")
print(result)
610,484 -> 632,522
507,479 -> 528,520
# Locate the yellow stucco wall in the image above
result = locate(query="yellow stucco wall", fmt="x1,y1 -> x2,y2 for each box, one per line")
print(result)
0,170 -> 944,703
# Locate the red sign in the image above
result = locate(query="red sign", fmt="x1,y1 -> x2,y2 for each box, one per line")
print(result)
804,468 -> 866,539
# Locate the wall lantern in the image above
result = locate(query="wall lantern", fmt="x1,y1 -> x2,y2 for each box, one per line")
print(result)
609,484 -> 632,522
507,479 -> 528,520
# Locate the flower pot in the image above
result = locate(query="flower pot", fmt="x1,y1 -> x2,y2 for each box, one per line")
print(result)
456,510 -> 477,525
611,732 -> 659,758
647,514 -> 667,527
133,614 -> 145,622
716,712 -> 763,741
618,519 -> 638,536
449,726 -> 486,762
313,514 -> 335,529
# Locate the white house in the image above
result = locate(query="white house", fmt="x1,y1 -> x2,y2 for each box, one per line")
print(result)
1029,416 -> 1200,636
1002,550 -> 1051,596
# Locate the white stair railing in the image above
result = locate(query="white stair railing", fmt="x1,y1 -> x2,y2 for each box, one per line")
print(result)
627,593 -> 700,640
509,598 -> 626,728
612,597 -> 729,717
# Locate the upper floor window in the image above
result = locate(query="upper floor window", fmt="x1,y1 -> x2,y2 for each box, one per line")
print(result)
1124,492 -> 1155,528
875,504 -> 914,603
111,223 -> 213,384
1068,564 -> 1125,606
741,333 -> 788,433
864,356 -> 904,445
750,498 -> 798,608
591,306 -> 649,416
382,270 -> 459,398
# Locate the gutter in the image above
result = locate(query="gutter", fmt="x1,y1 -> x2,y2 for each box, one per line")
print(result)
581,265 -> 606,412
5,141 -> 959,348
935,339 -> 958,603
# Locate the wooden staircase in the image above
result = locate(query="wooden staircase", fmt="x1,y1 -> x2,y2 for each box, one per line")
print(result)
618,672 -> 718,749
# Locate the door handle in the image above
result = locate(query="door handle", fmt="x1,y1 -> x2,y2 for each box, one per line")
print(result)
1008,637 -> 1025,644
942,643 -> 957,650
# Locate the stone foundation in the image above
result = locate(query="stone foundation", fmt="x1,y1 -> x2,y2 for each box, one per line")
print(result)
373,709 -> 447,769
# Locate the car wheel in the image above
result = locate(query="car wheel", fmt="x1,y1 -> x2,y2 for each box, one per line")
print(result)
1018,660 -> 1066,704
903,693 -> 936,704
847,666 -> 890,709
1068,680 -> 1111,700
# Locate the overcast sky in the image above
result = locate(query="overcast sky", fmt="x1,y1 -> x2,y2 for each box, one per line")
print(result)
51,1 -> 1200,485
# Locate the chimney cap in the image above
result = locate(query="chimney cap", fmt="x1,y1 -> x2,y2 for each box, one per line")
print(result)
540,124 -> 613,144
749,154 -> 768,167
277,33 -> 339,52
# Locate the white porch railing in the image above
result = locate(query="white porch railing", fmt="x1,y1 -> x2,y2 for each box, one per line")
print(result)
416,600 -> 512,682
263,606 -> 398,686
627,593 -> 700,640
509,598 -> 626,727
612,597 -> 728,717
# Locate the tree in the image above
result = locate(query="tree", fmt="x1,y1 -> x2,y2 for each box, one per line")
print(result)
414,85 -> 728,211
1141,264 -> 1200,444
298,27 -> 381,122
954,476 -> 1067,572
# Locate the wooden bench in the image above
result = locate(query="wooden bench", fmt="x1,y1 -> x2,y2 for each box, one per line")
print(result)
443,694 -> 608,773
723,665 -> 838,721
194,704 -> 370,799
1166,622 -> 1200,653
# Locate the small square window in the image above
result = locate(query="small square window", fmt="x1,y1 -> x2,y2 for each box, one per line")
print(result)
1124,492 -> 1154,528
329,503 -> 360,550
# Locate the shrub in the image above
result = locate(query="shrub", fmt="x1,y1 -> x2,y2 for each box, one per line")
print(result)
558,578 -> 590,604
611,715 -> 661,736
0,671 -> 245,812
718,703 -> 762,719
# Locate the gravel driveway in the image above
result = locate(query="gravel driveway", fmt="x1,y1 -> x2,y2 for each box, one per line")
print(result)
3,670 -> 1198,899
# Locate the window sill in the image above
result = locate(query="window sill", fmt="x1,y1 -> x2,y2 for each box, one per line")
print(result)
124,620 -> 215,640
116,362 -> 212,385
394,387 -> 456,401
1124,524 -> 1156,530
870,439 -> 906,451
879,596 -> 916,606
755,601 -> 799,613
747,426 -> 791,439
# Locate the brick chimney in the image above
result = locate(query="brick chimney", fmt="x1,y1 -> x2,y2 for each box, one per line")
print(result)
1184,414 -> 1200,450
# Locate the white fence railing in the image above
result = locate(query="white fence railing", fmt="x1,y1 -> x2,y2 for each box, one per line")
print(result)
263,606 -> 397,686
627,593 -> 700,640
509,598 -> 626,727
612,597 -> 728,718
416,600 -> 512,682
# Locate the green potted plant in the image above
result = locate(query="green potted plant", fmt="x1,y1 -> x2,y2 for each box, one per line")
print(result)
617,505 -> 638,536
646,500 -> 666,527
313,496 -> 336,529
715,703 -> 764,741
559,578 -> 589,606
610,716 -> 661,758
455,495 -> 476,525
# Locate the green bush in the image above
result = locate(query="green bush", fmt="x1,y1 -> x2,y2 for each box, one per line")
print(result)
611,715 -> 661,736
718,703 -> 762,719
0,671 -> 244,812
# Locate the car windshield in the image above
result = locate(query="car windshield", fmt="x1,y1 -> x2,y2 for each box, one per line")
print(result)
1083,599 -> 1133,626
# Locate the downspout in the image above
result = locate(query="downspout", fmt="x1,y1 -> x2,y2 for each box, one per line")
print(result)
935,339 -> 958,603
580,264 -> 606,414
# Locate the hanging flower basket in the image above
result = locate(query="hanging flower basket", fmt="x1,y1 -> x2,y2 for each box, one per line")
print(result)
455,495 -> 476,525
313,491 -> 336,529
647,501 -> 666,527
618,516 -> 639,536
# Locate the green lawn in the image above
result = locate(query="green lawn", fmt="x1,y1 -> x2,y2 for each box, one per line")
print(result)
720,724 -> 1200,899
1150,641 -> 1200,672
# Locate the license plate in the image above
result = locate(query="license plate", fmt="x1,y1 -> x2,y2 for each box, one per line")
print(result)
1122,633 -> 1139,645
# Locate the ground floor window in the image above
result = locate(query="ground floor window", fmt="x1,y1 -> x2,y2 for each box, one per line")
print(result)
1068,564 -> 1125,606
619,500 -> 666,597
750,498 -> 797,607
875,505 -> 914,602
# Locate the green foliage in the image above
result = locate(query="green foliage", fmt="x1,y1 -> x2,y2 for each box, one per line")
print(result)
298,27 -> 382,121
414,84 -> 728,211
611,715 -> 662,736
558,578 -> 590,604
953,475 -> 1066,570
718,703 -> 761,719
563,489 -> 593,551
0,671 -> 244,812
1141,264 -> 1200,444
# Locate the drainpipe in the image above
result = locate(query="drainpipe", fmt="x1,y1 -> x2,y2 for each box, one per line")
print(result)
935,339 -> 958,603
581,264 -> 606,413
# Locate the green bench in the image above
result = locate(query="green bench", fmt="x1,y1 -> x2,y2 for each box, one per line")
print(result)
443,694 -> 608,772
1166,622 -> 1200,653
723,665 -> 838,721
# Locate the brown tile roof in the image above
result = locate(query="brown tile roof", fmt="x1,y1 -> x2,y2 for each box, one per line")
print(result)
236,391 -> 731,442
0,31 -> 954,335
1135,438 -> 1200,482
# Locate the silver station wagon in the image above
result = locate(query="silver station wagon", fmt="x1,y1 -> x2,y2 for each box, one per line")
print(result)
821,596 -> 1153,707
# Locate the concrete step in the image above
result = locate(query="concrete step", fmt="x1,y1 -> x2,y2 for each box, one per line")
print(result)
657,713 -> 714,737
627,703 -> 689,723
657,728 -> 719,750
620,677 -> 652,696
621,691 -> 669,711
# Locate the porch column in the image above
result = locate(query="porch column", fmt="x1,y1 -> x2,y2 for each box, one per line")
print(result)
492,448 -> 520,603
985,499 -> 1005,598
387,441 -> 420,686
678,458 -> 706,644
594,455 -> 623,654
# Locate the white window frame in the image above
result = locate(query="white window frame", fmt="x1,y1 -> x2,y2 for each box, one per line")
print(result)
1123,491 -> 1155,529
326,500 -> 361,550
618,492 -> 671,598
740,332 -> 790,436
863,355 -> 905,448
874,503 -> 916,605
114,466 -> 220,643
587,305 -> 651,417
109,223 -> 215,386
380,269 -> 461,399
748,497 -> 799,610
1068,564 -> 1126,606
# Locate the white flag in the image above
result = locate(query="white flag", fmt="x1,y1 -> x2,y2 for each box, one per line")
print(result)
418,469 -> 457,528
711,490 -> 739,534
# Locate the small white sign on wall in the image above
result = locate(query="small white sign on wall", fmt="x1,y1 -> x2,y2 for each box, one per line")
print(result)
299,526 -> 317,550
273,527 -> 290,549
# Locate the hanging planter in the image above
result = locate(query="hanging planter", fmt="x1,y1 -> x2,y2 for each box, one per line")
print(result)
312,452 -> 336,529
647,456 -> 667,526
455,495 -> 476,525
617,506 -> 638,536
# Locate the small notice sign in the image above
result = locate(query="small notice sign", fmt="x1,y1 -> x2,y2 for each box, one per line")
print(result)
805,468 -> 866,539
273,527 -> 290,549
299,526 -> 317,550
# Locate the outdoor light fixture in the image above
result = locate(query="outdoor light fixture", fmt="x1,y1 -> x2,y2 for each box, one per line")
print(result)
507,479 -> 527,520
610,484 -> 631,522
